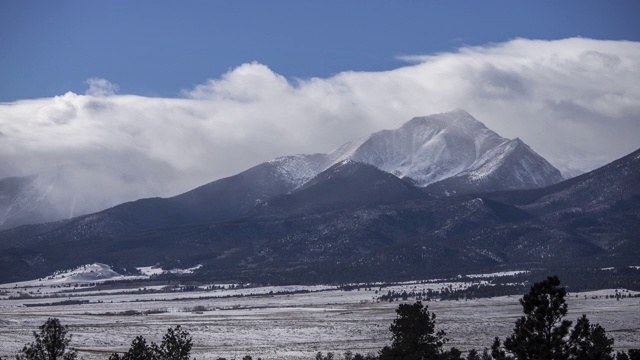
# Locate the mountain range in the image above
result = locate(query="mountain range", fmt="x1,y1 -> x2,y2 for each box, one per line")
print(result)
0,110 -> 562,229
0,110 -> 637,284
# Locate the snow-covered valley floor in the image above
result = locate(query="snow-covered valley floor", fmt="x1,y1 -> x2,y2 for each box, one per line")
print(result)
1,272 -> 638,359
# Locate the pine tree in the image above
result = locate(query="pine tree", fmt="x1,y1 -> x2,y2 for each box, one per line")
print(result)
465,349 -> 492,360
16,318 -> 78,360
492,276 -> 620,360
109,336 -> 156,360
155,325 -> 192,360
567,314 -> 614,360
494,275 -> 572,360
379,301 -> 447,360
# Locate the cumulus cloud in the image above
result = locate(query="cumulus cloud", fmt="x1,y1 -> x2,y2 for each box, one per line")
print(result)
0,37 -> 639,218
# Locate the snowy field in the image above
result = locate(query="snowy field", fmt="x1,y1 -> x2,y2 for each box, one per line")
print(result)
1,266 -> 639,359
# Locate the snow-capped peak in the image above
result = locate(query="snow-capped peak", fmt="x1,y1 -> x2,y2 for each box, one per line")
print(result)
336,110 -> 509,186
265,110 -> 562,192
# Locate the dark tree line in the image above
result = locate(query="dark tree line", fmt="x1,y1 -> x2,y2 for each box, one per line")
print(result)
8,276 -> 640,360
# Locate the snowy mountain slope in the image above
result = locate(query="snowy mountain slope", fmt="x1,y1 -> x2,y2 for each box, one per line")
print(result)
265,153 -> 331,189
425,138 -> 564,194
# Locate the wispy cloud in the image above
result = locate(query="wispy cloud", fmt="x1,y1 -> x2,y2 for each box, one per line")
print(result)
85,78 -> 119,97
0,38 -> 638,217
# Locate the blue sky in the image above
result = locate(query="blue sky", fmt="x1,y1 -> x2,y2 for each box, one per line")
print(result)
2,0 -> 639,101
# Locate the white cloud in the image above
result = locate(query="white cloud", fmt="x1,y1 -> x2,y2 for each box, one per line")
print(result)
85,78 -> 119,97
0,37 -> 639,218
185,62 -> 290,101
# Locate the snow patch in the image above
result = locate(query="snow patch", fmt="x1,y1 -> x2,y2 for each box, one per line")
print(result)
42,263 -> 122,283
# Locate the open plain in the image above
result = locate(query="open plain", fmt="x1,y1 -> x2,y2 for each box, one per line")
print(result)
1,272 -> 639,359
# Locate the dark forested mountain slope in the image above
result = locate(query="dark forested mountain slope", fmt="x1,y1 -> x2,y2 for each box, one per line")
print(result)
0,147 -> 637,284
257,160 -> 429,216
524,147 -> 640,216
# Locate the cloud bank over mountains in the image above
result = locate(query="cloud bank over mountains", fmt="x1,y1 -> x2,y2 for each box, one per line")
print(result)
1,38 -> 639,206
